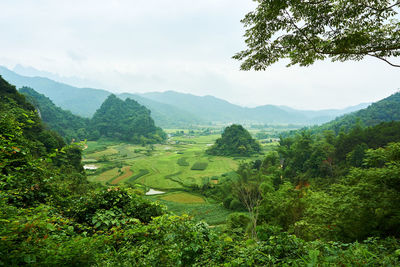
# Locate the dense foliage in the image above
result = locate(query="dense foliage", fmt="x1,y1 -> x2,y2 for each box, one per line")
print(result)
1,76 -> 399,265
20,86 -> 89,142
207,124 -> 261,156
234,0 -> 400,69
90,94 -> 166,144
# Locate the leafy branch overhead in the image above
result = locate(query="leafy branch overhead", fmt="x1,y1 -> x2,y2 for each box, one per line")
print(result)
234,0 -> 400,69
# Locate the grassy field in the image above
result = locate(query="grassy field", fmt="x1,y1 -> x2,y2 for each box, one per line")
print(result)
161,192 -> 205,204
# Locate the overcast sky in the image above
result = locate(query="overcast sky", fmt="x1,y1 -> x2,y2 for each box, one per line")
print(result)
1,0 -> 399,110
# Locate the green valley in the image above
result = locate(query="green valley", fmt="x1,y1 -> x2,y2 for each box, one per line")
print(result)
2,1 -> 400,262
82,130 -> 275,224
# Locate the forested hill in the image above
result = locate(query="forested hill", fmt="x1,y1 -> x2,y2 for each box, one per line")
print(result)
0,66 -> 370,126
19,87 -> 89,142
15,85 -> 166,144
317,91 -> 400,133
90,94 -> 166,143
206,124 -> 261,156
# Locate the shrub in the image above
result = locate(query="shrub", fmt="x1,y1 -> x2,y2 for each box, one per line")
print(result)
226,213 -> 251,233
223,197 -> 233,209
229,199 -> 245,211
191,162 -> 208,171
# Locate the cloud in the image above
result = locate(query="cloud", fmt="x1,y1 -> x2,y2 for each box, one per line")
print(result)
0,0 -> 399,109
67,51 -> 86,62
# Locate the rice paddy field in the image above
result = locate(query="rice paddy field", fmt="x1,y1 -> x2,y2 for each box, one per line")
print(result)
83,131 -> 278,224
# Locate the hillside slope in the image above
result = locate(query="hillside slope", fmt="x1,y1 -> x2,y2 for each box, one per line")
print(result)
319,92 -> 400,133
19,87 -> 89,141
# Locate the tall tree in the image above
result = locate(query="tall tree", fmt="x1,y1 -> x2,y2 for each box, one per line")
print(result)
232,163 -> 267,239
234,0 -> 400,69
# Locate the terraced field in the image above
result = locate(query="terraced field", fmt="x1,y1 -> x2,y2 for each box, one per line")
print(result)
83,134 -> 245,191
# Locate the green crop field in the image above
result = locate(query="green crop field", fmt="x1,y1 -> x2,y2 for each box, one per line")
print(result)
90,167 -> 120,182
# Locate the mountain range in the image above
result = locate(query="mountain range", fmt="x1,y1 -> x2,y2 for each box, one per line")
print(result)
0,66 -> 371,127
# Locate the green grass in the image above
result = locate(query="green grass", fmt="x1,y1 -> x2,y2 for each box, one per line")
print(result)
90,167 -> 120,182
161,192 -> 205,204
155,199 -> 233,225
84,140 -> 117,154
84,147 -> 119,161
126,169 -> 150,184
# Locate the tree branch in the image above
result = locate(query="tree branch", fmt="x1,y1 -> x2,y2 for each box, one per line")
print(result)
368,54 -> 400,67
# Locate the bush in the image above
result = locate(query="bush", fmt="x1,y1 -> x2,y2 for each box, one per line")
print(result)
191,162 -> 208,171
229,199 -> 245,211
223,197 -> 233,209
226,213 -> 251,233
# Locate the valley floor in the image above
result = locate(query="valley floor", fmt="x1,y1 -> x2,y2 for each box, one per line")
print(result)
83,131 -> 278,224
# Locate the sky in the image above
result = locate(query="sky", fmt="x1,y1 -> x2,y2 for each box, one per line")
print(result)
0,0 -> 399,110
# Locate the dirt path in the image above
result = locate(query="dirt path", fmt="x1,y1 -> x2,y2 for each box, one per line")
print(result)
111,166 -> 133,184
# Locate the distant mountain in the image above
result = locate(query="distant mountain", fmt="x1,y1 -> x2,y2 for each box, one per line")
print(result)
0,66 -> 110,118
0,66 -> 201,127
279,103 -> 371,119
318,92 -> 400,133
19,87 -> 89,141
12,64 -> 105,89
0,66 -> 370,127
141,91 -> 369,125
118,93 -> 204,128
142,91 -> 247,122
278,103 -> 371,124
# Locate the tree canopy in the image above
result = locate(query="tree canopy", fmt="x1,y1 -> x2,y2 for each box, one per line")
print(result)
234,0 -> 400,69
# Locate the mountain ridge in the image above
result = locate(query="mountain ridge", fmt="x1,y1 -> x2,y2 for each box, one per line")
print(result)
0,66 -> 372,127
